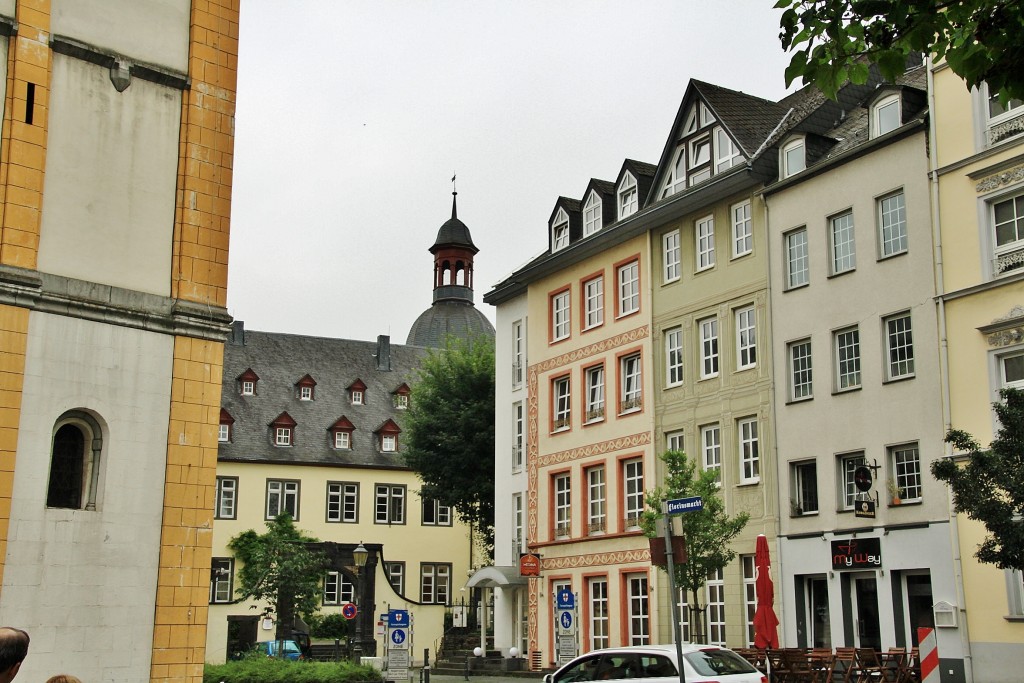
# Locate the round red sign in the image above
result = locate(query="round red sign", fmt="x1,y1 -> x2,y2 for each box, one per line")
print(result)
341,602 -> 358,620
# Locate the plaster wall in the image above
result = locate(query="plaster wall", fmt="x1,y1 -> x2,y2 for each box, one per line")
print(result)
38,54 -> 179,296
0,2 -> 12,18
0,312 -> 173,682
51,0 -> 190,72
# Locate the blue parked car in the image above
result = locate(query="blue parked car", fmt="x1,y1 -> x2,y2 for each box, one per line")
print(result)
254,639 -> 305,660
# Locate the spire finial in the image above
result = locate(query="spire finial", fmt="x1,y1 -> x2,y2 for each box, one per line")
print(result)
451,172 -> 458,219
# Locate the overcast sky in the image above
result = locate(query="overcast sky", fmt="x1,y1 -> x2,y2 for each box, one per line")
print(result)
227,1 -> 798,344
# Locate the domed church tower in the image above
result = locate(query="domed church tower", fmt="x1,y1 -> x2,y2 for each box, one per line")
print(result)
406,191 -> 495,347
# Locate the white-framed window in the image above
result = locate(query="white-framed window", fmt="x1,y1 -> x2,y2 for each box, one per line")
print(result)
266,479 -> 299,520
552,207 -> 570,252
878,190 -> 907,257
553,375 -> 571,431
700,101 -> 715,126
715,127 -> 742,173
512,319 -> 524,388
585,365 -> 605,423
742,555 -> 756,646
327,482 -> 358,523
554,473 -> 571,538
618,260 -> 640,316
583,191 -> 602,236
381,434 -> 397,452
891,443 -> 922,502
215,477 -> 237,519
620,353 -> 642,413
982,84 -> 1024,146
584,276 -> 604,329
840,452 -> 866,510
987,86 -> 1023,124
696,215 -> 715,270
873,94 -> 901,137
627,573 -> 650,645
1002,351 -> 1024,389
782,138 -> 805,178
623,459 -> 644,529
512,493 -> 524,554
665,326 -> 684,386
736,307 -> 757,370
662,146 -> 687,198
351,390 -> 363,405
422,498 -> 452,526
513,401 -> 524,469
587,465 -> 606,534
210,558 -> 233,604
835,326 -> 862,390
792,460 -> 819,514
218,423 -> 230,442
663,230 -> 681,283
785,227 -> 809,288
676,588 -> 692,643
689,134 -> 712,187
1007,569 -> 1024,618
738,417 -> 759,483
420,563 -> 451,605
885,312 -> 915,380
699,317 -> 719,379
706,567 -> 726,646
275,426 -> 292,446
324,570 -> 355,605
618,172 -> 638,219
992,191 -> 1024,276
552,289 -> 570,341
830,211 -> 856,274
385,562 -> 405,594
334,430 -> 351,449
395,394 -> 409,410
732,200 -> 752,257
701,424 -> 721,482
588,577 -> 610,650
300,385 -> 313,401
375,484 -> 405,524
789,339 -> 813,400
241,380 -> 255,396
666,429 -> 684,453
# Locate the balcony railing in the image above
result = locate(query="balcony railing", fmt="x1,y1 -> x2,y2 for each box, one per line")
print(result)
995,242 -> 1024,275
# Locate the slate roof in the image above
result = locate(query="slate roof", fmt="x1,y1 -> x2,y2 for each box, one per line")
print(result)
432,192 -> 477,252
406,300 -> 495,348
219,324 -> 427,470
691,80 -> 793,157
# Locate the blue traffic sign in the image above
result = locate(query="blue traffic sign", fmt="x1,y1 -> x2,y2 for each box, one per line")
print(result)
391,629 -> 407,645
388,609 -> 410,628
556,589 -> 574,610
666,496 -> 703,514
560,611 -> 573,629
341,602 -> 358,620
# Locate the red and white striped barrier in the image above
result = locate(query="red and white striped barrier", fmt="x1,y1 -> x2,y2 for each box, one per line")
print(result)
918,627 -> 939,683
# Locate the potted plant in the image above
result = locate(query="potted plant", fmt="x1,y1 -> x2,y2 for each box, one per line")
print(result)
887,479 -> 902,505
790,498 -> 804,516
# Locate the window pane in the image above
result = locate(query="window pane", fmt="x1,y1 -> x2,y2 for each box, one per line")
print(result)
831,212 -> 856,273
786,228 -> 809,287
879,192 -> 907,256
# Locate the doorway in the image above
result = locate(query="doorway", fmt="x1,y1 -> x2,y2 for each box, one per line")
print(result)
905,573 -> 934,646
852,575 -> 881,650
227,615 -> 258,660
807,577 -> 832,649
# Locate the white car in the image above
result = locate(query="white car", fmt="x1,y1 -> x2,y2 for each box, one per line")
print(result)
543,644 -> 767,683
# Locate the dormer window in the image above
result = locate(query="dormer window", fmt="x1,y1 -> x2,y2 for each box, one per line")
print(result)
583,192 -> 602,236
393,383 -> 411,409
219,409 -> 234,443
781,138 -> 805,178
618,173 -> 638,220
348,379 -> 366,405
295,374 -> 316,401
375,419 -> 401,453
270,412 -> 296,447
237,368 -> 259,396
330,416 -> 355,450
552,208 -> 570,252
873,94 -> 901,137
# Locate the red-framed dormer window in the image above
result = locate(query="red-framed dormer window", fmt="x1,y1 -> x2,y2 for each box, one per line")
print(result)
392,383 -> 411,410
238,368 -> 259,396
296,374 -> 317,401
330,416 -> 355,450
375,418 -> 401,453
270,412 -> 296,447
219,408 -> 235,443
348,379 -> 367,406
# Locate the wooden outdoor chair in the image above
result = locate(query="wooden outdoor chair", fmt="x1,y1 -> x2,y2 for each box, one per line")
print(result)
830,648 -> 858,683
854,648 -> 886,683
782,648 -> 824,683
881,648 -> 906,683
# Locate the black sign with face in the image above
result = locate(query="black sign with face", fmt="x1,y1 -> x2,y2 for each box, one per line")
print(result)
831,537 -> 882,570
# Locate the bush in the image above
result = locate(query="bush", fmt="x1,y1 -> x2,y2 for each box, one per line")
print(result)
204,657 -> 382,683
310,612 -> 350,640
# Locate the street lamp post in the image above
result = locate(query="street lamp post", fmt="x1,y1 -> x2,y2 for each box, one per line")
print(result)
352,542 -> 368,665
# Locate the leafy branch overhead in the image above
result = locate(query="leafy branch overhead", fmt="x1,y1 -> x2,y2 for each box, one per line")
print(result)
932,388 -> 1024,571
775,0 -> 1024,101
403,335 -> 496,551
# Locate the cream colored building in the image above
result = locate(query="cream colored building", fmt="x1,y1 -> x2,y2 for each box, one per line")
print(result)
929,58 -> 1024,683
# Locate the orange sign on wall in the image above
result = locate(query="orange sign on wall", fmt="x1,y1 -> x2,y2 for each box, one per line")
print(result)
519,552 -> 541,577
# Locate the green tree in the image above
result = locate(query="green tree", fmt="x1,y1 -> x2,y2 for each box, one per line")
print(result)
404,335 -> 496,551
775,0 -> 1024,101
641,450 -> 750,644
228,514 -> 328,644
932,388 -> 1024,570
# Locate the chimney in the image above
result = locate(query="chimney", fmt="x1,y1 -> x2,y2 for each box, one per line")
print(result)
230,320 -> 245,345
376,335 -> 391,371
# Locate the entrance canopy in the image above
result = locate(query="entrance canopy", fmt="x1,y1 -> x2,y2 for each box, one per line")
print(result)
465,565 -> 527,589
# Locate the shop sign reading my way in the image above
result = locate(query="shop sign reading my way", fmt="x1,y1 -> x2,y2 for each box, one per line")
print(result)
830,537 -> 882,570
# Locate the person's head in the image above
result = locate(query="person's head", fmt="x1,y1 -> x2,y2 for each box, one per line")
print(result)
46,676 -> 82,683
0,628 -> 29,682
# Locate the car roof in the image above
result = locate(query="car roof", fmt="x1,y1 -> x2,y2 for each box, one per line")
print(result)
567,644 -> 727,662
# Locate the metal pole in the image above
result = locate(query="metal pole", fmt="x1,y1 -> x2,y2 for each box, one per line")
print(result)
662,507 -> 686,683
353,564 -> 364,665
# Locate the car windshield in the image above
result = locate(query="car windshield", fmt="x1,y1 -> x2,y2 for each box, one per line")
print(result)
684,648 -> 757,676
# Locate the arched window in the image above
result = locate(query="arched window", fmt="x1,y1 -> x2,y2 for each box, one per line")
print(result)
47,411 -> 103,510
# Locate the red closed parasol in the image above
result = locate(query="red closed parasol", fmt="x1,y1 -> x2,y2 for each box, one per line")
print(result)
753,533 -> 780,649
